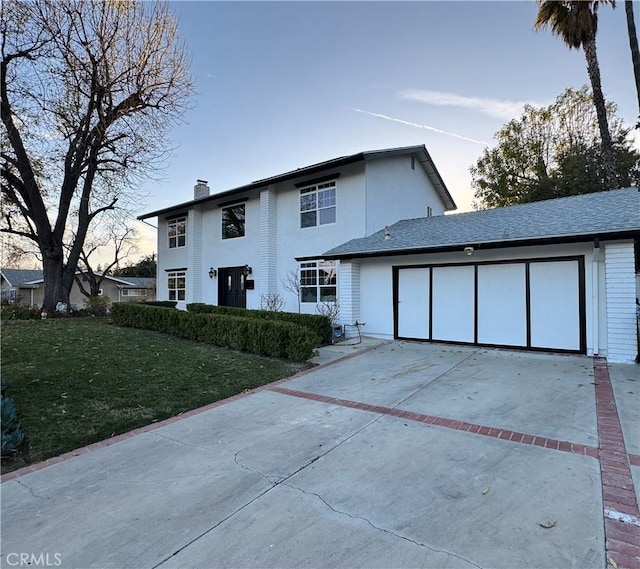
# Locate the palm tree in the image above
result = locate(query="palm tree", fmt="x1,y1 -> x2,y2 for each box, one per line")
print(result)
535,1 -> 619,188
625,0 -> 640,124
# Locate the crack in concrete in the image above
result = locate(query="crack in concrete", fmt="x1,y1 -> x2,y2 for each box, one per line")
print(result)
149,431 -> 220,453
15,479 -> 51,501
283,482 -> 484,569
154,414 -> 383,568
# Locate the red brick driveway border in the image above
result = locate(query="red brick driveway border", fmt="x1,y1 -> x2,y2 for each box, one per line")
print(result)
593,358 -> 640,569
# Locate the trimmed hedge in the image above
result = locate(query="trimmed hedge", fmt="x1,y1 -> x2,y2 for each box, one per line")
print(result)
186,303 -> 332,345
111,303 -> 319,361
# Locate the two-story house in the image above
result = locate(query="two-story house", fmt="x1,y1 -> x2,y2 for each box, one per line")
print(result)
140,146 -> 639,363
138,145 -> 456,321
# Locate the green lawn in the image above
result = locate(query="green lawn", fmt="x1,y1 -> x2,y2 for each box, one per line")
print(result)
1,318 -> 303,473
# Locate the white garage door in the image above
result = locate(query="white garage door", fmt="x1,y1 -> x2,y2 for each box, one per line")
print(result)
397,268 -> 429,339
477,263 -> 527,347
431,266 -> 475,343
395,257 -> 584,353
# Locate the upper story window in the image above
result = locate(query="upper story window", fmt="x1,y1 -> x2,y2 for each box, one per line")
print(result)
222,204 -> 245,239
300,181 -> 336,228
300,260 -> 337,303
168,217 -> 186,249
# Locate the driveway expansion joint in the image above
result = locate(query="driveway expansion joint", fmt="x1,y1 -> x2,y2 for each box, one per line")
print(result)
282,482 -> 484,569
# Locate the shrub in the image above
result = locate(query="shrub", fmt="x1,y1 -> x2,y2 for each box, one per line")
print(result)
84,295 -> 110,315
1,395 -> 25,456
0,304 -> 41,321
186,303 -> 332,344
111,303 -> 319,361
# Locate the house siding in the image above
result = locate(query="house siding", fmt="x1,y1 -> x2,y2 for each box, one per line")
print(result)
187,208 -> 203,308
338,260 -> 360,329
259,186 -> 278,298
364,154 -> 445,236
604,240 -> 637,363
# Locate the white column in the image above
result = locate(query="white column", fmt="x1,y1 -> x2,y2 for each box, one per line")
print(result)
338,260 -> 361,336
187,208 -> 203,305
259,186 -> 278,297
604,240 -> 637,363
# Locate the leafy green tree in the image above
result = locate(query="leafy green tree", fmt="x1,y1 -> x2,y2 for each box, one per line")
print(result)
113,254 -> 157,279
471,87 -> 639,209
1,0 -> 193,311
535,1 -> 618,186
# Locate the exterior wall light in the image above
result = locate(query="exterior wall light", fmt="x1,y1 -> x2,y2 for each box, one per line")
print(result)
464,246 -> 474,256
243,264 -> 252,277
208,267 -> 217,279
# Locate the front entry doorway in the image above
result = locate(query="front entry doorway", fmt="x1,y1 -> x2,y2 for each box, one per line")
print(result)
218,266 -> 246,308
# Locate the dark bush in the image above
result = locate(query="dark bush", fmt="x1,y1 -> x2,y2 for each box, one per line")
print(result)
111,303 -> 318,361
1,395 -> 25,456
186,303 -> 332,345
143,301 -> 178,308
1,304 -> 41,321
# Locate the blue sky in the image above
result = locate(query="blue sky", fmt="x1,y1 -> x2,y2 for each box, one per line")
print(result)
134,0 -> 637,255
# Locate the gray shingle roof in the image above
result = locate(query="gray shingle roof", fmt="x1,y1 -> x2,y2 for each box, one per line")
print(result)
322,188 -> 640,259
1,269 -> 43,287
121,277 -> 156,288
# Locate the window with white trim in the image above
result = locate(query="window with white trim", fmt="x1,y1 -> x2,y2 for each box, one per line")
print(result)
300,260 -> 337,303
168,271 -> 186,301
300,181 -> 336,228
168,217 -> 186,248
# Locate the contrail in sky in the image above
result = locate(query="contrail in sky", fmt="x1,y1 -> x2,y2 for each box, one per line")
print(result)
351,108 -> 490,146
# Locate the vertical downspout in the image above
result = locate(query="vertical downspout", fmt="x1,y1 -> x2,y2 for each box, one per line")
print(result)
592,238 -> 601,356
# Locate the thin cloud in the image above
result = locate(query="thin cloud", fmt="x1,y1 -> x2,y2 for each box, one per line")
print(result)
400,89 -> 540,120
351,108 -> 490,146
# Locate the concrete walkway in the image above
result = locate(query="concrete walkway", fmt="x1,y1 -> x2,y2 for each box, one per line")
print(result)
2,341 -> 639,569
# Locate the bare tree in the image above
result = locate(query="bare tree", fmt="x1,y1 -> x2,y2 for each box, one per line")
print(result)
1,0 -> 194,310
281,270 -> 302,313
260,293 -> 285,312
74,212 -> 138,299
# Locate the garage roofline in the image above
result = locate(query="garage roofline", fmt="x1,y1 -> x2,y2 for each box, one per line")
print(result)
297,230 -> 640,261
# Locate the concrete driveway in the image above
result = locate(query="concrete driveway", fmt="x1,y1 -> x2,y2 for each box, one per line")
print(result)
2,341 -> 639,569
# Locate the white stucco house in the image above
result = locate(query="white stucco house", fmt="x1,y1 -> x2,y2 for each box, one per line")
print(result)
138,144 -> 454,311
139,146 -> 639,363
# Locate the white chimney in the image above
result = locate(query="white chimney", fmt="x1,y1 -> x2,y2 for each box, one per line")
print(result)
194,179 -> 210,200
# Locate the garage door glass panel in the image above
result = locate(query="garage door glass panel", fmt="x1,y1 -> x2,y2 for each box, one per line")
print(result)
477,263 -> 527,346
431,265 -> 474,343
397,268 -> 430,339
529,260 -> 580,350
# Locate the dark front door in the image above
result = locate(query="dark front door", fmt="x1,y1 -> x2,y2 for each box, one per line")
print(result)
218,267 -> 246,308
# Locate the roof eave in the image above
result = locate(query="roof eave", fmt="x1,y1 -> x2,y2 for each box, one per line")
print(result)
137,153 -> 367,220
303,229 -> 639,261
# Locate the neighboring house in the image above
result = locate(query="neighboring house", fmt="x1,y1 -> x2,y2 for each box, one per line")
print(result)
0,269 -> 156,307
317,187 -> 640,364
138,145 -> 455,312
